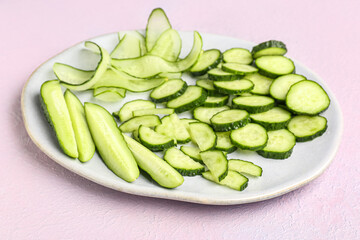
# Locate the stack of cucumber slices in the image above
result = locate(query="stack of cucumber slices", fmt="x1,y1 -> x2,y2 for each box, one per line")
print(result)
40,8 -> 330,192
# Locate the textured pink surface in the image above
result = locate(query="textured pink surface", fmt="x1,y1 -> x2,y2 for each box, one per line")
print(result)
1,0 -> 359,239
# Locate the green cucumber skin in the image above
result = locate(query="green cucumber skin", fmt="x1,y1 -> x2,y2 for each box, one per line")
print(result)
257,148 -> 293,159
203,101 -> 227,108
208,73 -> 242,81
231,140 -> 267,151
180,146 -> 202,163
257,68 -> 294,79
232,99 -> 275,114
174,167 -> 205,176
294,125 -> 327,142
211,116 -> 250,132
232,103 -> 274,114
214,83 -> 254,95
190,49 -> 223,77
250,118 -> 290,131
139,137 -> 175,152
150,81 -> 188,103
169,88 -> 208,113
251,40 -> 287,58
215,145 -> 237,154
40,80 -> 78,158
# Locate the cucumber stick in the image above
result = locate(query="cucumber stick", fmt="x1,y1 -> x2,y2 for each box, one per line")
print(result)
84,103 -> 139,182
40,80 -> 78,158
123,135 -> 184,188
64,90 -> 95,162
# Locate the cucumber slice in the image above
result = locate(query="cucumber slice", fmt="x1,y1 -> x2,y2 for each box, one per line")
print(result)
270,74 -> 306,101
179,118 -> 199,134
210,109 -> 250,132
232,95 -> 275,113
150,79 -> 187,103
40,80 -> 78,158
138,125 -> 175,151
203,95 -> 229,107
164,147 -> 205,176
202,170 -> 248,191
200,150 -> 228,181
244,72 -> 273,95
85,103 -> 139,182
169,113 -> 191,144
119,115 -> 161,133
123,135 -> 184,188
148,28 -> 182,61
93,87 -> 126,102
257,129 -> 296,159
190,49 -> 222,76
250,107 -> 292,130
57,42 -> 111,91
252,40 -> 287,59
116,99 -> 155,122
196,79 -> 222,96
111,32 -> 142,59
222,63 -> 258,75
230,123 -> 268,151
64,90 -> 95,162
223,48 -> 253,65
228,159 -> 262,177
154,114 -> 191,144
189,122 -> 217,151
208,68 -> 241,81
112,31 -> 203,78
132,108 -> 174,117
286,80 -> 330,115
215,132 -> 237,153
145,8 -> 172,52
180,146 -> 202,162
255,56 -> 295,78
287,115 -> 328,142
193,106 -> 230,124
167,86 -> 207,113
155,116 -> 176,142
213,79 -> 254,95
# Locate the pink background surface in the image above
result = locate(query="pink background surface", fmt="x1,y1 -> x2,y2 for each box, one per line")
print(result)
1,0 -> 359,239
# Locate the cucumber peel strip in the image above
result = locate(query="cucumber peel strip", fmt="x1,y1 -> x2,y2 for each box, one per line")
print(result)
111,31 -> 203,78
55,41 -> 110,91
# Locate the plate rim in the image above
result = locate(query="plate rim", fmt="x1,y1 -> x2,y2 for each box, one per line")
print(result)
21,31 -> 344,205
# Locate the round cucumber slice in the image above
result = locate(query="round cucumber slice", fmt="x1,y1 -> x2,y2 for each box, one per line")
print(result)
286,80 -> 330,115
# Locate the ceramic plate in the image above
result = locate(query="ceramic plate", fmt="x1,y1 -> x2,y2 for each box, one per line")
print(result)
21,31 -> 343,205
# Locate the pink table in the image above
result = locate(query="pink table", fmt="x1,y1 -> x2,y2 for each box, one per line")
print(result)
1,0 -> 359,239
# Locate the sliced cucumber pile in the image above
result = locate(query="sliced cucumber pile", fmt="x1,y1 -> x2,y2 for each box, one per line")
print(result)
40,7 -> 331,193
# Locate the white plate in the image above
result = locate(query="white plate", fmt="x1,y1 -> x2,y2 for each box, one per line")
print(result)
21,31 -> 343,205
